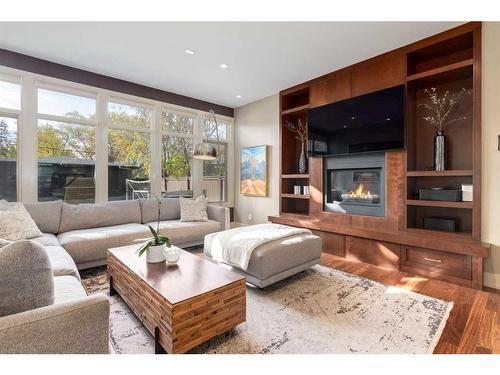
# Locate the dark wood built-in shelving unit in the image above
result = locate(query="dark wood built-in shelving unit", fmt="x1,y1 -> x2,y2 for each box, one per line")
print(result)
271,22 -> 488,290
279,86 -> 311,215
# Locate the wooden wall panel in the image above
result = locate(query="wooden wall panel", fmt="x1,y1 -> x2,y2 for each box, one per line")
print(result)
312,230 -> 346,257
309,69 -> 351,108
308,157 -> 323,215
350,53 -> 406,96
311,151 -> 405,233
346,236 -> 401,271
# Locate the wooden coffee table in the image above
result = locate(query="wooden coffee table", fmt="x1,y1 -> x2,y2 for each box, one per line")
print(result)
107,245 -> 246,354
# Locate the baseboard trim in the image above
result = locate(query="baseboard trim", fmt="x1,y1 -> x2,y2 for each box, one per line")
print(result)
484,271 -> 500,290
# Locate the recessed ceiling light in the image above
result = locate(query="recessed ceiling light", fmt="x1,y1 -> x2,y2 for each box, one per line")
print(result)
236,95 -> 242,99
185,49 -> 195,55
351,116 -> 356,120
386,118 -> 391,121
219,63 -> 229,69
343,125 -> 348,128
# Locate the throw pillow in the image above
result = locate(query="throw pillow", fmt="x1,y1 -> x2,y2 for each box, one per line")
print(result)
179,195 -> 208,222
0,202 -> 43,241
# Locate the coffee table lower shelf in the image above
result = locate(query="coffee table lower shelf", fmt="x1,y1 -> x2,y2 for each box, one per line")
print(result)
107,251 -> 246,354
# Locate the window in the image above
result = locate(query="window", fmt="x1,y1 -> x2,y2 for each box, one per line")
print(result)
0,67 -> 234,205
161,111 -> 194,135
37,88 -> 97,203
203,115 -> 228,141
202,142 -> 227,202
37,120 -> 96,203
0,116 -> 17,201
38,88 -> 96,120
161,135 -> 193,198
108,129 -> 151,201
201,114 -> 230,202
108,101 -> 151,128
0,80 -> 21,110
160,110 -> 196,198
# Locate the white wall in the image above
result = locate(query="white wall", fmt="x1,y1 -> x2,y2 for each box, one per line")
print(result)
234,94 -> 280,224
482,22 -> 500,289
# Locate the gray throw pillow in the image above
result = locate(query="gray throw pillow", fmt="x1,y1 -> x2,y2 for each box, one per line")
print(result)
179,196 -> 208,222
0,240 -> 55,317
0,201 -> 43,241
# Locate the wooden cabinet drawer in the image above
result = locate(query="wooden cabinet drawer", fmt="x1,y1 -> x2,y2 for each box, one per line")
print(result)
401,246 -> 472,280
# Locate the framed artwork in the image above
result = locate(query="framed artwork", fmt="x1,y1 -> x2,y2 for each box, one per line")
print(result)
240,145 -> 268,197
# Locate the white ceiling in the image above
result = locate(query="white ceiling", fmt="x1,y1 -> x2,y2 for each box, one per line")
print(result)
0,22 -> 463,109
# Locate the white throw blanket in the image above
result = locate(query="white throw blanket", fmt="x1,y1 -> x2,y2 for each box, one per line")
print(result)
205,223 -> 311,270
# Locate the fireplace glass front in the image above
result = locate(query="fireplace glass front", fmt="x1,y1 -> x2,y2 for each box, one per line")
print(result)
324,154 -> 385,217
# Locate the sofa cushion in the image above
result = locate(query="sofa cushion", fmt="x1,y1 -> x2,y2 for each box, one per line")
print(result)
31,233 -> 60,247
146,219 -> 221,246
140,198 -> 180,223
59,200 -> 142,233
53,276 -> 87,304
58,223 -> 151,265
24,200 -> 63,234
0,240 -> 54,317
44,245 -> 81,280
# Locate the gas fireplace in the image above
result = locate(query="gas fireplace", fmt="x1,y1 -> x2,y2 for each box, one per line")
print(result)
324,153 -> 385,217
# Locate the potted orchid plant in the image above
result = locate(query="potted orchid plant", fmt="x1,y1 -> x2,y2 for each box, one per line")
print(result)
136,196 -> 173,263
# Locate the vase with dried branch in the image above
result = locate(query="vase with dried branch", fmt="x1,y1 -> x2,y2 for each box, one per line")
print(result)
418,87 -> 471,171
285,118 -> 308,174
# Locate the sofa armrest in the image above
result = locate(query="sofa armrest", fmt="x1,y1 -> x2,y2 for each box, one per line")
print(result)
207,205 -> 230,230
0,294 -> 109,354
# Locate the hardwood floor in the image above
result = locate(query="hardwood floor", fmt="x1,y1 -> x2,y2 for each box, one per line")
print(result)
321,253 -> 500,354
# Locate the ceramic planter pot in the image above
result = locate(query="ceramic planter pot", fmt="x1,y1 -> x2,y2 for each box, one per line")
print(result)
146,244 -> 166,263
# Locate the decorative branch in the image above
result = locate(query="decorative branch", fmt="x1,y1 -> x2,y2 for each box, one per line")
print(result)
285,119 -> 307,142
418,87 -> 471,132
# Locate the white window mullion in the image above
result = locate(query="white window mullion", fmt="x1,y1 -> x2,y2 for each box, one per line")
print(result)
19,76 -> 37,203
192,113 -> 203,199
151,103 -> 162,198
95,92 -> 108,203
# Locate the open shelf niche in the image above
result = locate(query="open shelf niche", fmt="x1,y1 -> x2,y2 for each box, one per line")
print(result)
280,86 -> 310,215
405,30 -> 479,239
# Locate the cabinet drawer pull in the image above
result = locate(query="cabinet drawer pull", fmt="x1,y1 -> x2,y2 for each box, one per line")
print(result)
424,257 -> 443,264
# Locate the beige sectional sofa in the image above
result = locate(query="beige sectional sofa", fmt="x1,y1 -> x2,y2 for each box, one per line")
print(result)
26,197 -> 229,271
0,240 -> 109,354
0,198 -> 229,353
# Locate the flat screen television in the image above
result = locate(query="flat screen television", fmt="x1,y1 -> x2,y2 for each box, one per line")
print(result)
307,85 -> 405,156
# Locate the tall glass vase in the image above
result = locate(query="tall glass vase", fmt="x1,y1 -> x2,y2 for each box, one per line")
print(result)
298,141 -> 307,174
434,130 -> 446,172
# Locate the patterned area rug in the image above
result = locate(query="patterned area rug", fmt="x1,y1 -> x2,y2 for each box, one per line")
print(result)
81,257 -> 453,354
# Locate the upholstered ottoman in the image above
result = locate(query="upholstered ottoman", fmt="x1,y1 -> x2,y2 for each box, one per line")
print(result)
204,225 -> 322,288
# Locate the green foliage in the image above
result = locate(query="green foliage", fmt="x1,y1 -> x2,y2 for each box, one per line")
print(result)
109,129 -> 150,178
37,122 -> 96,160
161,135 -> 192,179
0,119 -> 16,158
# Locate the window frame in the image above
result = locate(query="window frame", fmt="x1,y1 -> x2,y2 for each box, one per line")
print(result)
0,65 -> 235,205
160,107 -> 197,199
0,112 -> 20,201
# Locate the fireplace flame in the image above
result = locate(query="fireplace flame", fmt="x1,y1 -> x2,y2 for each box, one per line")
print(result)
345,183 -> 378,200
